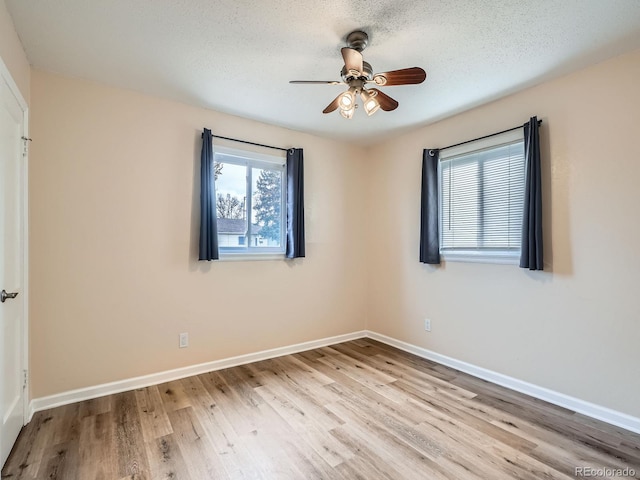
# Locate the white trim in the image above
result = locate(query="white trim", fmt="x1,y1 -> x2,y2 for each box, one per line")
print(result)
0,55 -> 30,427
213,144 -> 286,167
365,331 -> 640,435
21,107 -> 29,429
441,251 -> 520,265
0,57 -> 28,111
20,109 -> 29,427
28,331 -> 367,419
27,328 -> 640,435
440,128 -> 523,159
219,253 -> 285,262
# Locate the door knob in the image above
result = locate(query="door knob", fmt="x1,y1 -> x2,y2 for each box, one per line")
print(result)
1,290 -> 18,303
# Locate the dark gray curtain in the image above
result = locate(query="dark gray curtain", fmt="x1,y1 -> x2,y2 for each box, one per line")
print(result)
198,128 -> 219,261
420,149 -> 440,264
286,148 -> 305,258
520,117 -> 543,270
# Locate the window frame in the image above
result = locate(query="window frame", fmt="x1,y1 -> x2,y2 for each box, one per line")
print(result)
213,145 -> 287,259
437,129 -> 524,265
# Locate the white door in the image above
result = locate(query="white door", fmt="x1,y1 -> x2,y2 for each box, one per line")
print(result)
0,71 -> 26,468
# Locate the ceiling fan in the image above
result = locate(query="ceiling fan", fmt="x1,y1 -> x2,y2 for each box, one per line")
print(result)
290,30 -> 427,119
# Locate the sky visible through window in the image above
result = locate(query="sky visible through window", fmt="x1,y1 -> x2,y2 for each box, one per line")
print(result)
215,162 -> 274,224
215,161 -> 245,199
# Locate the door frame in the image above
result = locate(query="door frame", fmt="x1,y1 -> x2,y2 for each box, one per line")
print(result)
0,55 -> 29,425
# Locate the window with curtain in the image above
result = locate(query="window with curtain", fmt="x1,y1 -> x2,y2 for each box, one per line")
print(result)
439,129 -> 524,263
213,145 -> 286,256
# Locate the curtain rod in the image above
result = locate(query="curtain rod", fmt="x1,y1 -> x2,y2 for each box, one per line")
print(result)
439,119 -> 542,152
211,133 -> 289,152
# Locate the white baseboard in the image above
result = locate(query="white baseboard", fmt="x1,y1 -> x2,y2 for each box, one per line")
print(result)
28,330 -> 367,420
365,330 -> 640,435
28,328 -> 640,435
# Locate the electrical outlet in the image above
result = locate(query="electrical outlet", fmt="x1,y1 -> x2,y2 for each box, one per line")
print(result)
424,319 -> 431,332
179,332 -> 189,348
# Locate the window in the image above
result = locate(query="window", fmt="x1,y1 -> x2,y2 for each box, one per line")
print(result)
439,129 -> 525,264
214,145 -> 286,256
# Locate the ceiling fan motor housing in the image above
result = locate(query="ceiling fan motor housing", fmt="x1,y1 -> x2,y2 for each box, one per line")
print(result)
341,61 -> 373,83
345,31 -> 369,52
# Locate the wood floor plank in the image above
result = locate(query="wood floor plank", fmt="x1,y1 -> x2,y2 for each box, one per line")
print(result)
231,399 -> 330,479
303,355 -> 436,430
363,339 -> 457,381
335,339 -> 390,357
144,434 -> 190,480
313,352 -> 407,403
0,412 -> 56,479
51,402 -> 82,446
327,388 -> 445,462
371,352 -> 478,401
77,395 -> 112,419
134,386 -> 173,443
414,405 -> 574,480
284,355 -> 340,386
38,440 -> 80,480
216,363 -> 348,479
166,407 -> 228,479
77,412 -> 116,480
199,368 -> 321,478
330,428 -> 410,480
157,380 -> 192,412
4,339 -> 640,480
473,391 -> 640,465
317,350 -> 397,386
112,391 -> 151,479
179,374 -> 263,479
254,383 -> 353,467
198,370 -> 263,436
256,358 -> 345,429
326,401 -> 451,480
393,379 -> 539,452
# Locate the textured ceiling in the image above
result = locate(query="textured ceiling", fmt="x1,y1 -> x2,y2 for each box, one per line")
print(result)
6,0 -> 640,144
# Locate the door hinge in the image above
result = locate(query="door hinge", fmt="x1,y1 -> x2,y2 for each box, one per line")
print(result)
21,136 -> 32,157
23,369 -> 28,390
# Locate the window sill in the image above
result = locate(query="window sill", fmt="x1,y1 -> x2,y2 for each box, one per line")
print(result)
440,251 -> 520,265
219,252 -> 285,262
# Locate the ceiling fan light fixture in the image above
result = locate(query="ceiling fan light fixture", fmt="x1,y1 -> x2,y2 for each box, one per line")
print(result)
289,30 -> 424,118
361,89 -> 381,116
364,99 -> 380,116
338,87 -> 357,110
339,106 -> 355,119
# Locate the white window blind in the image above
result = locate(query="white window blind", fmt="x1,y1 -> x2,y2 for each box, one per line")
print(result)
439,132 -> 525,261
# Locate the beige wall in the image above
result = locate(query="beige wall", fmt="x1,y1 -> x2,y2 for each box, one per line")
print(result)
29,70 -> 368,397
0,0 -> 29,103
366,49 -> 640,417
28,46 -> 640,419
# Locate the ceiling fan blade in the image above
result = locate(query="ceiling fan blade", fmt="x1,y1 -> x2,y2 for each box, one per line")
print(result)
341,47 -> 363,76
369,88 -> 399,111
372,67 -> 426,86
322,94 -> 342,114
289,80 -> 344,85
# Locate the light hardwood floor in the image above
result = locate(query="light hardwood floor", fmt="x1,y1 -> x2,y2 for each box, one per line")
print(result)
3,339 -> 640,479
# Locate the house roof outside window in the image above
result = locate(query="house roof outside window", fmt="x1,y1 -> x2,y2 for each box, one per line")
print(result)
217,218 -> 263,235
